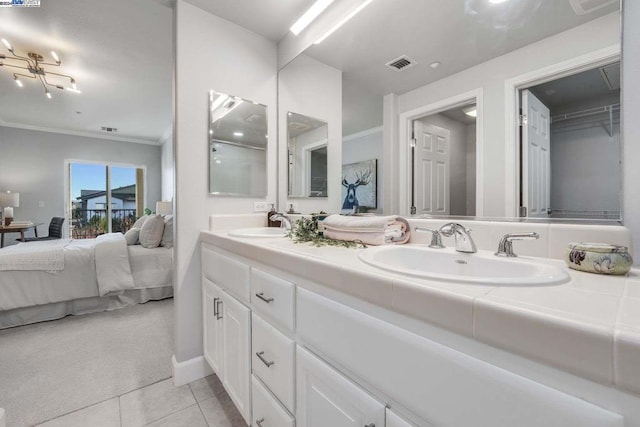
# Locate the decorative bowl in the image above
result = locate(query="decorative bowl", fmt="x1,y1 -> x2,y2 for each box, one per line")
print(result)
565,242 -> 632,275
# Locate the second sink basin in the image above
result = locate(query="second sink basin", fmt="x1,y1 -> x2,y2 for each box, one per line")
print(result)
358,245 -> 570,286
228,227 -> 288,238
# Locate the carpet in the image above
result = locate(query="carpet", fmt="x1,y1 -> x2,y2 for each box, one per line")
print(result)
0,299 -> 173,427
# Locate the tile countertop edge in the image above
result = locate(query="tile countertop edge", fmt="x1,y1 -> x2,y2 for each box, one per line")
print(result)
199,230 -> 640,396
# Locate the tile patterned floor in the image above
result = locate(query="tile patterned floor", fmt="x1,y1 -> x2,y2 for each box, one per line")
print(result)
35,375 -> 246,427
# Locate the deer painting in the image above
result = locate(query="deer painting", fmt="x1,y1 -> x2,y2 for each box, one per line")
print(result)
342,167 -> 372,210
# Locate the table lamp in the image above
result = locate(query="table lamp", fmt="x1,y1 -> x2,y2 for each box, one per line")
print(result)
156,201 -> 173,216
0,191 -> 19,226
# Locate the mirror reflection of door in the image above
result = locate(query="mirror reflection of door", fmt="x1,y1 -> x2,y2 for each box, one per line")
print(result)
519,62 -> 621,220
412,103 -> 477,217
288,112 -> 329,198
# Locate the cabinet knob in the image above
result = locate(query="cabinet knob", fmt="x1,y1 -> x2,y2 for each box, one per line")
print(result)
255,292 -> 274,304
256,351 -> 275,367
256,418 -> 265,427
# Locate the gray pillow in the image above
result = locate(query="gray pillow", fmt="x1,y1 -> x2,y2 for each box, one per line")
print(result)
139,214 -> 165,248
160,215 -> 173,249
132,215 -> 148,229
124,228 -> 141,246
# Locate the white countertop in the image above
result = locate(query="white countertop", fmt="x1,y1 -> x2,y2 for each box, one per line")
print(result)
200,230 -> 640,396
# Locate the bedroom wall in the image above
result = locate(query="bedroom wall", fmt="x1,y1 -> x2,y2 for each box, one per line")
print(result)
174,0 -> 278,370
0,126 -> 162,243
161,134 -> 174,202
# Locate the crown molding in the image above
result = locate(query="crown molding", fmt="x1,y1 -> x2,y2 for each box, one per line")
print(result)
342,125 -> 383,143
0,119 -> 164,146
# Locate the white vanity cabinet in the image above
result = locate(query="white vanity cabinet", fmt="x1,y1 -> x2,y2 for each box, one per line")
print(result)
296,345 -> 386,427
201,244 -> 252,425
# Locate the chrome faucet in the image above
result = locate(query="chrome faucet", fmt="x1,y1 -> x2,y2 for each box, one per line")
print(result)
415,227 -> 445,249
269,213 -> 292,230
439,223 -> 477,253
495,232 -> 539,257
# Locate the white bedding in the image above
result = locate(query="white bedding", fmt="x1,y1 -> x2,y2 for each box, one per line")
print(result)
0,238 -> 71,272
0,236 -> 173,312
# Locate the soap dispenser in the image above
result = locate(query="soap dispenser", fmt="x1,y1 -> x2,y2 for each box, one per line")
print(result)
267,204 -> 278,227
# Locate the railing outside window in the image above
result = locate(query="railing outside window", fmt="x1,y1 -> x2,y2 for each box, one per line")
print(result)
70,208 -> 137,239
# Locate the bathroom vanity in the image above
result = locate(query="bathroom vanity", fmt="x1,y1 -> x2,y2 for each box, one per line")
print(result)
200,219 -> 639,427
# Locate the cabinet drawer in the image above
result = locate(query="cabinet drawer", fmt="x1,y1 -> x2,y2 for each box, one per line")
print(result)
252,313 -> 295,412
250,268 -> 295,331
252,375 -> 295,427
202,243 -> 250,303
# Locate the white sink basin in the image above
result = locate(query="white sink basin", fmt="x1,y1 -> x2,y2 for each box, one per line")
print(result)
358,245 -> 570,286
228,227 -> 288,238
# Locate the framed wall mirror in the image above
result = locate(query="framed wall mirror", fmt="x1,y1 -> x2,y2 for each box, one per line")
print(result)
278,0 -> 622,222
287,112 -> 329,198
209,90 -> 268,197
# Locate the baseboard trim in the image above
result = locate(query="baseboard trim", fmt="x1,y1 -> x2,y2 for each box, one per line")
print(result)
171,354 -> 213,386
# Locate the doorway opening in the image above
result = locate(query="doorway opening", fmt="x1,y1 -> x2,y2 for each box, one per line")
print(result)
411,101 -> 477,217
518,61 -> 621,220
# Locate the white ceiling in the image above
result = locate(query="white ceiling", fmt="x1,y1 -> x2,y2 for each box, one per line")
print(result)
304,0 -> 620,97
0,0 -> 173,144
183,0 -> 316,42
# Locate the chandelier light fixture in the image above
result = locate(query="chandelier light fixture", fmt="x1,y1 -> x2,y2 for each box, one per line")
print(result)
0,38 -> 80,99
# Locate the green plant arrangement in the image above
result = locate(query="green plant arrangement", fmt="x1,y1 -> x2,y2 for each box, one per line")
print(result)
288,212 -> 366,249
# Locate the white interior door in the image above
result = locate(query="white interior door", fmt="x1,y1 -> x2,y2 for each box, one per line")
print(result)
413,121 -> 450,215
522,89 -> 551,218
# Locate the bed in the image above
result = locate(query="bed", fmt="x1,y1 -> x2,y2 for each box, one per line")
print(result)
0,233 -> 173,329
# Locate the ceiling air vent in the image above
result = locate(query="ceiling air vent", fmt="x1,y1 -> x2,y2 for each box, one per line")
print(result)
101,126 -> 118,132
385,55 -> 417,72
569,0 -> 618,15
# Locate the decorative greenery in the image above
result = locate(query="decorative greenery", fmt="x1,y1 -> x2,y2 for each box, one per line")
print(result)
144,208 -> 153,216
288,212 -> 366,249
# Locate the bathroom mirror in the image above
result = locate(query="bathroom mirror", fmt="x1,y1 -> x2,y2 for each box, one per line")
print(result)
209,91 -> 267,197
287,112 -> 329,198
278,0 -> 622,221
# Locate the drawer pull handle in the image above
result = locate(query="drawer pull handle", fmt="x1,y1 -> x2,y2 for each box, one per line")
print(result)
256,418 -> 265,427
213,297 -> 219,317
256,351 -> 275,367
215,299 -> 223,320
255,292 -> 274,303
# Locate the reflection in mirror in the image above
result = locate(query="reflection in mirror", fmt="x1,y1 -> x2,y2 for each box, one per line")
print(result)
287,112 -> 328,198
412,102 -> 477,217
209,91 -> 267,196
283,0 -> 621,221
520,62 -> 620,220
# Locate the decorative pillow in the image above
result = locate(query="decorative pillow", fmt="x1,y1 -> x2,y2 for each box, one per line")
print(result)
132,215 -> 149,229
139,214 -> 165,249
160,215 -> 173,249
124,228 -> 141,246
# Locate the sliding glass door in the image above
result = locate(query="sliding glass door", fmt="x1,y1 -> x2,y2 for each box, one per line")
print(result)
69,162 -> 144,239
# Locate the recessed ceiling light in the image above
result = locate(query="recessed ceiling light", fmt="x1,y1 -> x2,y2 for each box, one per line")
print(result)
429,61 -> 441,69
463,106 -> 477,117
233,132 -> 244,137
291,0 -> 335,35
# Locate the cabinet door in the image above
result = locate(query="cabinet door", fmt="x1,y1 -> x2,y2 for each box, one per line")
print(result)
202,277 -> 224,375
297,345 -> 385,427
222,290 -> 252,425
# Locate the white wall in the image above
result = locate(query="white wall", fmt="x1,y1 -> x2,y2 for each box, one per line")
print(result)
390,13 -> 619,217
623,0 -> 640,263
466,123 -> 477,216
0,126 -> 161,239
174,0 -> 278,364
342,127 -> 383,213
417,114 -> 470,216
279,54 -> 342,214
551,125 -> 620,213
161,135 -> 174,202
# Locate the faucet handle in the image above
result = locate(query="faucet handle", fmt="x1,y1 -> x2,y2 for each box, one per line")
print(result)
495,232 -> 540,257
415,227 -> 445,249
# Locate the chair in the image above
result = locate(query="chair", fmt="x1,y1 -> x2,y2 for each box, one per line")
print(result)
21,217 -> 65,242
